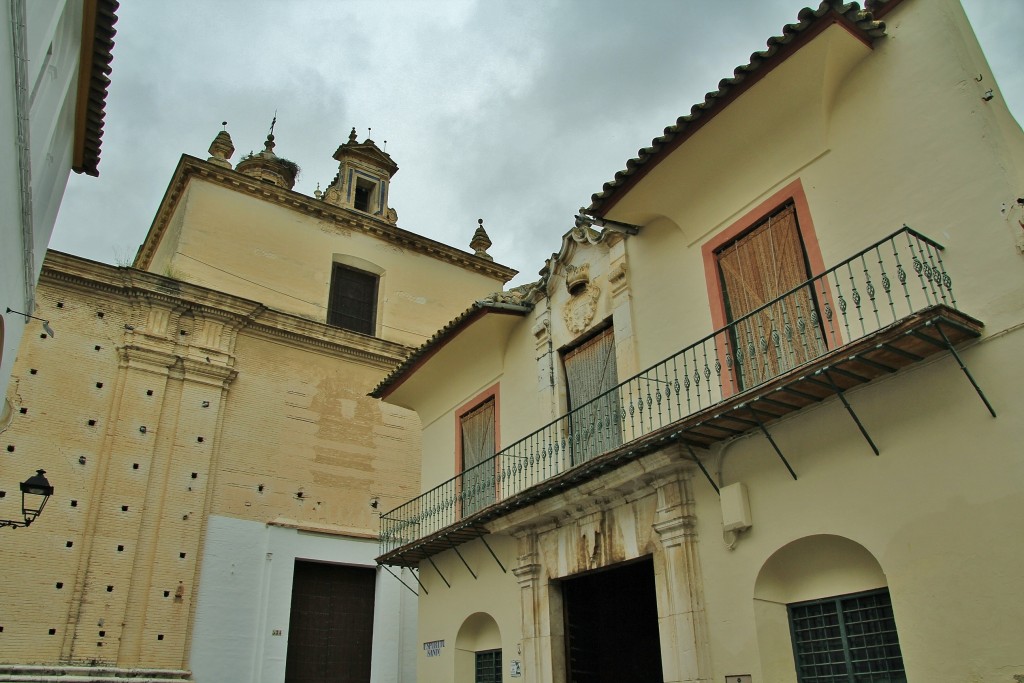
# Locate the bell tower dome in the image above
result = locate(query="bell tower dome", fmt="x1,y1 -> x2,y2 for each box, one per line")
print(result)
321,127 -> 399,223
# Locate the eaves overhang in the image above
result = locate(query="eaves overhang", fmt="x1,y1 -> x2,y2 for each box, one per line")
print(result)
370,300 -> 533,401
587,0 -> 886,218
72,0 -> 119,177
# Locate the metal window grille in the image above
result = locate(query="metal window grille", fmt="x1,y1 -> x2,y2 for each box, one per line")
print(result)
327,264 -> 378,334
788,588 -> 905,683
475,649 -> 502,683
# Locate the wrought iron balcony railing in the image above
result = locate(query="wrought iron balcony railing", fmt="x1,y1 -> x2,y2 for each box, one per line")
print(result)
379,226 -> 977,559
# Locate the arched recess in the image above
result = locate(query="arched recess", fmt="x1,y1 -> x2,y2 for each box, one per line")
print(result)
454,612 -> 502,683
753,535 -> 891,681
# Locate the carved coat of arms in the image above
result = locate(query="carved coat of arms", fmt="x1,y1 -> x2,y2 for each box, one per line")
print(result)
563,282 -> 600,334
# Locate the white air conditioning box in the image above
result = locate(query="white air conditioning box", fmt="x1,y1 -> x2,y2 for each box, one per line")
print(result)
721,482 -> 752,532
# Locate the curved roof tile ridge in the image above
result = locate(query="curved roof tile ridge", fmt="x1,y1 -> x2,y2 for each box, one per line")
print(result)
588,1 -> 885,214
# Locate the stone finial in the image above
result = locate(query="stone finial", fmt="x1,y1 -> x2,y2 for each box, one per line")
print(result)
470,218 -> 493,261
207,122 -> 234,168
314,182 -> 323,200
348,127 -> 358,143
262,133 -> 277,156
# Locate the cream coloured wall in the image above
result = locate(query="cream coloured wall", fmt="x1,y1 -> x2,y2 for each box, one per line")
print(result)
692,326 -> 1023,681
414,535 -> 520,683
211,331 -> 420,525
612,0 -> 1024,370
143,175 -> 510,348
0,244 -> 463,679
383,2 -> 1024,682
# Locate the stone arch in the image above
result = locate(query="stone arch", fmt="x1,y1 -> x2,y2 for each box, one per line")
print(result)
753,535 -> 890,681
454,612 -> 502,683
332,253 -> 385,277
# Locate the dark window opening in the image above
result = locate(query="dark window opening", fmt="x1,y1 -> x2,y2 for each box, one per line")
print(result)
561,557 -> 663,683
788,588 -> 905,683
353,179 -> 376,212
327,264 -> 379,335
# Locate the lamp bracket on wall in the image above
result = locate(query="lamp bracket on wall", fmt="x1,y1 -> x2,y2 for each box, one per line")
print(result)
5,307 -> 54,337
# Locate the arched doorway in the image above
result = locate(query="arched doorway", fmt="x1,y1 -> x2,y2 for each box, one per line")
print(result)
455,612 -> 502,683
754,535 -> 905,682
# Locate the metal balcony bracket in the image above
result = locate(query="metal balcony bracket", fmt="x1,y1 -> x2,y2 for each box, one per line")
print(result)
450,540 -> 478,579
747,403 -> 798,480
478,533 -> 507,573
819,368 -> 880,456
933,323 -> 997,418
428,556 -> 451,588
684,439 -> 719,495
380,563 -> 422,597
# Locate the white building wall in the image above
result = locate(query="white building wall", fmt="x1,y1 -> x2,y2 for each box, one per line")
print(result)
0,0 -> 84,399
191,515 -> 417,683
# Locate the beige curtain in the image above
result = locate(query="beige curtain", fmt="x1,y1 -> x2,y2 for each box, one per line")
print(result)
564,327 -> 621,465
718,205 -> 823,389
461,399 -> 495,514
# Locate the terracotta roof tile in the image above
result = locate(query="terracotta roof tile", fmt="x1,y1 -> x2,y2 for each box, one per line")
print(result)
588,1 -> 886,215
370,297 -> 533,399
74,0 -> 119,177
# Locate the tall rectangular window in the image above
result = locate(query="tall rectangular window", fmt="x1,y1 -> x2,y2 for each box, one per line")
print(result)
460,398 -> 496,516
563,326 -> 621,466
788,588 -> 905,683
716,203 -> 824,389
328,264 -> 378,335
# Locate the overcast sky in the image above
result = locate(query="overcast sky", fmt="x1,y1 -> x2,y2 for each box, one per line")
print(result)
51,0 -> 1024,287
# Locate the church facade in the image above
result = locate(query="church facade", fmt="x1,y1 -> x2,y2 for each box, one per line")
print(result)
0,127 -> 514,682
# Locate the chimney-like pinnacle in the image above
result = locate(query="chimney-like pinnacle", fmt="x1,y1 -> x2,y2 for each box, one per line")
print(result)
207,122 -> 234,168
470,219 -> 493,261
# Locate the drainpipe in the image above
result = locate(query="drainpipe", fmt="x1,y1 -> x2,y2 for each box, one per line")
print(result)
10,0 -> 36,312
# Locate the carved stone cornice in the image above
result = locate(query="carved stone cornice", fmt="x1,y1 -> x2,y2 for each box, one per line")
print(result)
133,155 -> 518,282
40,251 -> 412,370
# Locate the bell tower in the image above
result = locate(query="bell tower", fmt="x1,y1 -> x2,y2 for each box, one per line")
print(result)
320,127 -> 399,223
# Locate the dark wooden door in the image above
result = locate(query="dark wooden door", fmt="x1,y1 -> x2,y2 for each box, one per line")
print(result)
284,561 -> 376,683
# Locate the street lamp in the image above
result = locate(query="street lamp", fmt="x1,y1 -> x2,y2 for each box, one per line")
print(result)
0,470 -> 54,529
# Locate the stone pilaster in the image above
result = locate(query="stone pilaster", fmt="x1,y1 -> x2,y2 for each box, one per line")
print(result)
651,474 -> 712,683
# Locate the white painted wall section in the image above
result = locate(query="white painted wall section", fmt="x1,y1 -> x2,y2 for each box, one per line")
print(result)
191,515 -> 417,683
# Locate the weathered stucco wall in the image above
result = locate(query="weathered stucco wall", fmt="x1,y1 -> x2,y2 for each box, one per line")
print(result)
391,1 -> 1024,681
145,177 -> 511,348
191,515 -> 417,683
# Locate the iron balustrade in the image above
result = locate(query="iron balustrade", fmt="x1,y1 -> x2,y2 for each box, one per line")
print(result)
379,226 -> 956,555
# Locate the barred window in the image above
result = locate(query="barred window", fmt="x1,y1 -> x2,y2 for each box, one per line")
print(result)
475,648 -> 502,683
327,263 -> 378,335
788,588 -> 905,682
